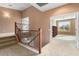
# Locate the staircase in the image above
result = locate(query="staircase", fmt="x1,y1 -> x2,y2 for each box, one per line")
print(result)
0,36 -> 17,48
15,22 -> 42,54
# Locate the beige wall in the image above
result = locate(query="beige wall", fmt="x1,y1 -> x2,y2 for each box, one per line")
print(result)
22,7 -> 42,30
0,7 -> 21,33
45,3 -> 79,16
22,7 -> 49,46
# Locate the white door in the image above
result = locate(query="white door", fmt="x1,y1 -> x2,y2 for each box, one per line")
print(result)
22,17 -> 29,30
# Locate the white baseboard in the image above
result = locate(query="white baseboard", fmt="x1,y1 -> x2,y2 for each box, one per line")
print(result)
18,43 -> 38,54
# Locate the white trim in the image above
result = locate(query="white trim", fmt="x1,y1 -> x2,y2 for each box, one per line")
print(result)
75,12 -> 79,48
51,12 -> 77,20
18,43 -> 38,54
51,12 -> 77,26
0,32 -> 15,38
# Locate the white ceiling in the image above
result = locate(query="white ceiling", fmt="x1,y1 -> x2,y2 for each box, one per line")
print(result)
0,3 -> 31,11
0,3 -> 67,11
31,3 -> 67,12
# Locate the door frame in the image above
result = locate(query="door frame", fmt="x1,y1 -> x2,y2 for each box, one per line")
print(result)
50,12 -> 79,48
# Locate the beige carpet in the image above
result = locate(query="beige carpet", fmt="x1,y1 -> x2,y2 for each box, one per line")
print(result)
0,44 -> 37,56
39,39 -> 79,56
0,38 -> 79,56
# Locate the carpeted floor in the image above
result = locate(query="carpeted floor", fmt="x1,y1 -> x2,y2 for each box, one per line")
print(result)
39,39 -> 79,56
0,44 -> 37,56
0,36 -> 79,56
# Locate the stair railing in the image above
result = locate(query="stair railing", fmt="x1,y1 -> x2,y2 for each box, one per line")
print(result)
15,22 -> 42,54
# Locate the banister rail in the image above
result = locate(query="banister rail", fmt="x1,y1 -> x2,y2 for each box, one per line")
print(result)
15,22 -> 42,54
19,29 -> 39,32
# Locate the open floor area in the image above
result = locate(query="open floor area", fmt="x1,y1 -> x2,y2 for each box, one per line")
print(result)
39,39 -> 79,56
0,37 -> 78,56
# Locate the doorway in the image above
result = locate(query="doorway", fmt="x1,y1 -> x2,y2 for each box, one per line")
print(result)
50,12 -> 79,48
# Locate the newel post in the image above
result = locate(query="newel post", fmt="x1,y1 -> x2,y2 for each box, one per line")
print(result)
15,22 -> 20,42
15,22 -> 16,34
38,28 -> 42,54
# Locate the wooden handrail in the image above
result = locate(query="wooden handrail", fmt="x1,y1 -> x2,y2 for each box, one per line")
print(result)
16,22 -> 29,25
38,28 -> 42,54
15,22 -> 38,32
19,29 -> 38,32
15,22 -> 20,42
15,22 -> 16,34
